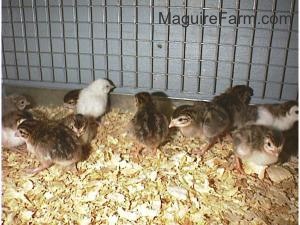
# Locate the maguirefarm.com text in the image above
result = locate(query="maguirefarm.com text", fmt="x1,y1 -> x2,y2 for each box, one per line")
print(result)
159,11 -> 292,27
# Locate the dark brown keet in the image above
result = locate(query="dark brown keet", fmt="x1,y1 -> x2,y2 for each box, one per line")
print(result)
212,85 -> 254,130
224,85 -> 253,105
61,113 -> 98,145
63,89 -> 81,109
169,101 -> 230,155
17,119 -> 82,175
279,122 -> 298,162
129,92 -> 169,157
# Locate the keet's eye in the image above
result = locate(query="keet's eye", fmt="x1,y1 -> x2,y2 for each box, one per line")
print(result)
295,110 -> 298,114
267,142 -> 271,147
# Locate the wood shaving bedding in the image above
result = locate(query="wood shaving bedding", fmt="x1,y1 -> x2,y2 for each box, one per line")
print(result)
2,106 -> 298,225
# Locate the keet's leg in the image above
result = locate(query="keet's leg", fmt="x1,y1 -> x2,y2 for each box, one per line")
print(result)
26,161 -> 53,175
192,137 -> 217,156
235,155 -> 244,174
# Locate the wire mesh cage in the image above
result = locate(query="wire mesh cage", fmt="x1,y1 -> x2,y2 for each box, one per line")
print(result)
2,0 -> 298,103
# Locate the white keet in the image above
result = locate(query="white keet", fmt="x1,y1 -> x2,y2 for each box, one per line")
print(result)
76,79 -> 114,118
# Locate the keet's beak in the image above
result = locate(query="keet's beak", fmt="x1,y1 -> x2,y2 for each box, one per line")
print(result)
268,149 -> 279,157
169,120 -> 175,128
15,131 -> 21,137
110,84 -> 116,90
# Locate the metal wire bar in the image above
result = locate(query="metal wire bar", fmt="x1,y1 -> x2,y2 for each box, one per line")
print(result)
279,0 -> 296,99
2,40 -> 8,79
74,0 -> 81,83
32,0 -> 43,81
90,0 -> 95,81
150,0 -> 154,89
119,0 -> 123,87
7,66 -> 297,88
135,0 -> 138,88
3,20 -> 298,33
181,0 -> 188,92
20,0 -> 31,80
46,0 -> 55,81
3,4 -> 299,14
104,0 -> 109,79
230,0 -> 241,87
3,34 -> 298,51
9,1 -> 20,80
213,0 -> 223,94
165,0 -> 171,91
262,0 -> 277,99
3,49 -> 298,69
197,0 -> 205,93
246,0 -> 258,87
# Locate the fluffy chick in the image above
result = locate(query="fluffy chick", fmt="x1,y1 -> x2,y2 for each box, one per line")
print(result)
76,79 -> 114,118
169,101 -> 230,155
3,94 -> 31,116
63,89 -> 81,109
16,119 -> 82,175
2,110 -> 32,150
61,113 -> 98,145
243,100 -> 298,131
212,85 -> 253,129
232,125 -> 284,178
129,92 -> 169,156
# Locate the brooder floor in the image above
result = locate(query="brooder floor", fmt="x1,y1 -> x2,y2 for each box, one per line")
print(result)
2,106 -> 298,225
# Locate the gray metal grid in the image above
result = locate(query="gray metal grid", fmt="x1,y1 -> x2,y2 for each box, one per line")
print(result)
2,0 -> 298,103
